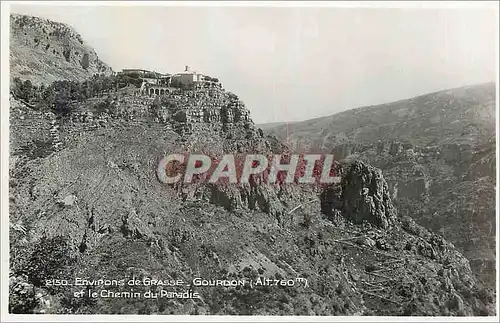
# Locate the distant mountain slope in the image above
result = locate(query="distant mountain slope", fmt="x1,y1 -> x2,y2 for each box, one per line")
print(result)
256,121 -> 294,131
262,82 -> 497,285
10,14 -> 113,84
265,83 -> 495,150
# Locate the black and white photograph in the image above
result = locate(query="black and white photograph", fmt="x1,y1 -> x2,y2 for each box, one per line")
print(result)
1,1 -> 498,320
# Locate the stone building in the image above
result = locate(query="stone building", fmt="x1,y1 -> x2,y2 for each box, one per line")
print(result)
143,83 -> 175,96
158,74 -> 172,86
138,66 -> 223,96
170,66 -> 204,88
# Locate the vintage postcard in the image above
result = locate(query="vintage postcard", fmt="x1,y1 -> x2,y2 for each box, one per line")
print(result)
1,1 -> 498,321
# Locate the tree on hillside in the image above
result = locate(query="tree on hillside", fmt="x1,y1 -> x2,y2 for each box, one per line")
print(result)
24,235 -> 76,288
80,53 -> 90,70
91,75 -> 103,96
52,81 -> 72,115
12,78 -> 35,102
151,96 -> 161,111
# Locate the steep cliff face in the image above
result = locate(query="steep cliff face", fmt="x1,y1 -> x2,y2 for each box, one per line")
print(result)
340,161 -> 397,229
10,14 -> 113,84
148,87 -> 296,221
152,88 -> 281,155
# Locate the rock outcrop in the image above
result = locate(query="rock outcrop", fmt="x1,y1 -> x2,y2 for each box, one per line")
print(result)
191,183 -> 288,222
321,160 -> 397,229
150,88 -> 275,154
10,14 -> 113,84
341,160 -> 397,229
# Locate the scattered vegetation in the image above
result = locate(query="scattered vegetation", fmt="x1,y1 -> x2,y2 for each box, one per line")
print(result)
80,53 -> 90,69
62,48 -> 71,62
9,234 -> 77,313
203,76 -> 220,83
22,235 -> 77,288
9,275 -> 38,314
11,73 -> 142,115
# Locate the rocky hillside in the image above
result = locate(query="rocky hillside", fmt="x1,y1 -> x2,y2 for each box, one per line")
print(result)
9,82 -> 496,315
263,83 -> 496,285
10,14 -> 112,85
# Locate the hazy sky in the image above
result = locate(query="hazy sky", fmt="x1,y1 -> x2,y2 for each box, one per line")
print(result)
10,3 -> 498,124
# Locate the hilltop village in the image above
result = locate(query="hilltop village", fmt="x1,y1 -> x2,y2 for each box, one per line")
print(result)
11,64 -> 262,156
122,65 -> 223,96
109,66 -> 253,135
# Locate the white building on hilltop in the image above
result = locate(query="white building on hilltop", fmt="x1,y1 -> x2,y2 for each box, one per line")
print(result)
170,66 -> 204,88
